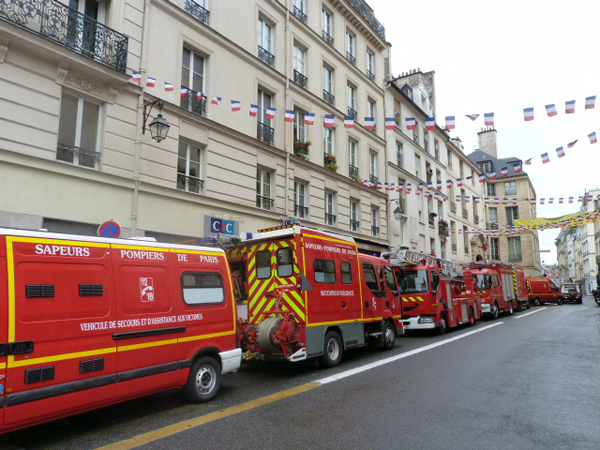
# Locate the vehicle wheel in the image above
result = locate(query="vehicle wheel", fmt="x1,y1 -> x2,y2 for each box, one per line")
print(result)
437,314 -> 447,334
320,331 -> 343,367
491,303 -> 499,320
557,298 -> 563,305
468,308 -> 476,326
526,302 -> 531,310
534,297 -> 540,306
183,356 -> 221,403
382,321 -> 396,350
507,302 -> 514,316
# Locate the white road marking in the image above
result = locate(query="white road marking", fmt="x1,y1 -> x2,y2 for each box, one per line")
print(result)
514,307 -> 547,319
316,322 -> 504,384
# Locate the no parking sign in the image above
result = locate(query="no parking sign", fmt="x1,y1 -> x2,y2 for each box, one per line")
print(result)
98,220 -> 122,238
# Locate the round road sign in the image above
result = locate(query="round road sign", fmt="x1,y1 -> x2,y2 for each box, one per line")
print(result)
98,220 -> 122,238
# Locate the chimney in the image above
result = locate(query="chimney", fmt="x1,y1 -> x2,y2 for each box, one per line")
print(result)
478,128 -> 498,158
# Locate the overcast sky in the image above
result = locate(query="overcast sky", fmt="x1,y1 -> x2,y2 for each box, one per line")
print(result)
367,0 -> 600,265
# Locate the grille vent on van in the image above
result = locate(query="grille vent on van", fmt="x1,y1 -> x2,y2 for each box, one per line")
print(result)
80,358 -> 105,374
79,284 -> 104,296
25,366 -> 55,384
26,284 -> 55,298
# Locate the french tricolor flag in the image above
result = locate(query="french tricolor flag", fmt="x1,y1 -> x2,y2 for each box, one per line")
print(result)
565,100 -> 575,114
180,87 -> 189,98
589,132 -> 597,144
249,104 -> 259,117
284,110 -> 296,122
305,112 -> 315,125
426,117 -> 436,130
485,198 -> 491,204
211,96 -> 221,105
265,107 -> 277,119
437,180 -> 443,190
523,107 -> 534,121
484,112 -> 494,126
406,183 -> 412,193
146,77 -> 156,87
418,183 -> 425,191
514,163 -> 522,173
132,72 -> 142,82
385,117 -> 396,129
545,104 -> 557,116
478,173 -> 486,183
494,198 -> 500,204
540,198 -> 545,205
457,178 -> 463,187
197,92 -> 205,101
364,117 -> 375,130
231,100 -> 241,112
445,116 -> 455,129
567,139 -> 578,148
549,198 -> 554,204
164,82 -> 175,91
406,117 -> 417,130
559,198 -> 564,204
465,196 -> 471,203
569,197 -> 574,203
466,114 -> 479,121
525,158 -> 532,165
556,146 -> 565,158
344,116 -> 355,128
475,197 -> 481,204
503,198 -> 509,205
513,198 -> 518,205
585,95 -> 596,109
541,152 -> 550,164
456,195 -> 461,202
324,114 -> 335,127
501,167 -> 508,177
489,170 -> 497,180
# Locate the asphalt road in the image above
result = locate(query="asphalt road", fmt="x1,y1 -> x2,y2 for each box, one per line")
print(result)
2,298 -> 599,450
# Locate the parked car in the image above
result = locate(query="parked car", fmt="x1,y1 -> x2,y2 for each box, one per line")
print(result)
560,283 -> 582,304
526,277 -> 562,305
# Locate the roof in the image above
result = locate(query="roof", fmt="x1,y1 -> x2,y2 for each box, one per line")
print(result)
466,149 -> 528,179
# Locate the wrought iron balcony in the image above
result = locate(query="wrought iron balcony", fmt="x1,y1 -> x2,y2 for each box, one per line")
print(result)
367,70 -> 375,81
293,142 -> 310,159
258,46 -> 275,67
347,107 -> 357,118
369,174 -> 378,185
323,90 -> 335,106
322,31 -> 334,45
474,214 -> 480,224
257,122 -> 274,145
177,173 -> 204,194
184,0 -> 210,25
346,52 -> 356,65
350,220 -> 360,232
347,0 -> 386,40
371,226 -> 380,237
256,195 -> 274,211
325,213 -> 336,226
0,0 -> 128,72
56,142 -> 100,168
295,204 -> 308,218
180,88 -> 207,117
462,208 -> 469,219
294,70 -> 308,88
293,6 -> 307,23
450,202 -> 457,213
349,164 -> 359,179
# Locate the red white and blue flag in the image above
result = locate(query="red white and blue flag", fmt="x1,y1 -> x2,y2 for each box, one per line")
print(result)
569,197 -> 574,203
324,114 -> 335,127
484,112 -> 494,126
305,112 -> 315,125
466,114 -> 479,121
211,96 -> 222,105
485,198 -> 491,204
567,139 -> 578,148
523,107 -> 534,121
344,116 -> 355,128
503,198 -> 509,205
406,117 -> 417,130
501,167 -> 508,177
385,117 -> 396,129
525,158 -> 532,165
447,180 -> 453,188
545,104 -> 557,117
457,178 -> 463,187
231,100 -> 241,111
285,110 -> 296,122
132,72 -> 142,82
180,87 -> 188,98
146,77 -> 156,87
556,146 -> 565,158
541,152 -> 550,163
456,195 -> 461,202
586,95 -> 596,109
249,104 -> 259,117
406,183 -> 412,193
426,117 -> 436,130
479,173 -> 486,183
164,82 -> 175,91
437,180 -> 443,190
445,116 -> 455,129
494,198 -> 500,204
514,163 -> 522,173
565,100 -> 576,114
364,117 -> 375,130
196,92 -> 205,101
418,183 -> 425,191
465,196 -> 471,203
589,132 -> 597,144
549,198 -> 554,204
559,198 -> 564,204
489,170 -> 497,179
266,107 -> 277,119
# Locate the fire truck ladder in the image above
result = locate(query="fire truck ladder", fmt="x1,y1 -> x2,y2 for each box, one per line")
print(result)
383,250 -> 460,278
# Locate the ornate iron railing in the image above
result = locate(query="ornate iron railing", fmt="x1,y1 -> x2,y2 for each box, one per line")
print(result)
184,0 -> 210,25
293,142 -> 309,159
349,164 -> 359,179
322,31 -> 334,45
295,204 -> 308,218
367,69 -> 375,81
180,87 -> 207,117
0,0 -> 128,72
258,46 -> 275,67
347,107 -> 357,118
369,174 -> 378,185
346,52 -> 356,65
323,90 -> 335,105
347,0 -> 386,40
462,208 -> 469,219
256,195 -> 274,210
325,213 -> 336,226
56,142 -> 100,168
294,70 -> 308,88
450,202 -> 457,213
177,173 -> 204,193
371,226 -> 380,237
257,122 -> 274,145
293,6 -> 307,23
350,220 -> 360,232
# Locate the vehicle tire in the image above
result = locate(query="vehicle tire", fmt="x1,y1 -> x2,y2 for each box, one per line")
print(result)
557,298 -> 563,305
382,321 -> 396,350
468,308 -> 476,326
534,297 -> 540,306
507,302 -> 514,316
437,314 -> 447,334
319,331 -> 343,367
183,356 -> 221,403
491,302 -> 499,320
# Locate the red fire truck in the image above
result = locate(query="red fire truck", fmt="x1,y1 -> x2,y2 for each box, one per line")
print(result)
0,228 -> 241,433
463,261 -> 529,319
384,250 -> 482,333
227,225 -> 403,367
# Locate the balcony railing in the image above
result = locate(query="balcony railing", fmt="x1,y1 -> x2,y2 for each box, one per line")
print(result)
325,213 -> 336,226
258,46 -> 275,67
322,31 -> 334,45
0,0 -> 128,72
474,214 -> 480,224
350,220 -> 360,232
371,226 -> 380,237
56,142 -> 100,168
347,107 -> 357,118
257,122 -> 274,145
294,70 -> 308,88
180,88 -> 207,117
347,0 -> 386,40
295,204 -> 308,218
450,202 -> 457,213
369,175 -> 378,185
323,90 -> 335,105
366,69 -> 375,81
184,0 -> 210,25
462,208 -> 469,219
293,6 -> 307,23
177,173 -> 204,193
256,195 -> 274,210
349,164 -> 359,179
293,142 -> 310,159
346,52 -> 357,65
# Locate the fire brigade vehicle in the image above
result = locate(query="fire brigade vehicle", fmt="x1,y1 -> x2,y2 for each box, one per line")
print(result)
0,228 -> 241,434
464,261 -> 529,319
527,277 -> 562,305
383,250 -> 482,334
227,225 -> 403,367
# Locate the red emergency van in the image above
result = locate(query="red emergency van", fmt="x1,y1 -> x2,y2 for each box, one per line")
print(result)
0,228 -> 241,433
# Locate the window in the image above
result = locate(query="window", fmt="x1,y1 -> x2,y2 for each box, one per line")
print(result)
256,168 -> 273,210
325,192 -> 336,226
181,47 -> 206,115
369,152 -> 378,180
459,161 -> 464,178
396,142 -> 404,168
487,183 -> 496,196
385,266 -> 398,292
57,92 -> 102,169
293,0 -> 306,21
505,181 -> 517,196
415,154 -> 421,179
277,248 -> 293,277
293,110 -> 306,142
66,0 -> 107,56
182,272 -> 224,305
341,261 -> 353,284
423,131 -> 429,152
463,226 -> 469,254
413,124 -> 419,144
324,127 -> 335,155
366,50 -> 375,80
363,263 -> 379,291
480,161 -> 492,173
258,17 -> 274,66
508,237 -> 522,261
257,88 -> 274,144
315,259 -> 336,283
347,84 -> 356,116
256,250 -> 272,279
293,45 -> 306,75
187,0 -> 210,24
294,181 -> 308,219
350,200 -> 359,232
322,9 -> 333,44
506,206 -> 519,226
346,30 -> 356,64
371,207 -> 379,237
348,139 -> 358,178
490,237 -> 500,260
177,141 -> 203,193
447,149 -> 452,168
367,99 -> 375,123
471,170 -> 475,185
323,66 -> 334,104
489,207 -> 498,230
434,139 -> 440,160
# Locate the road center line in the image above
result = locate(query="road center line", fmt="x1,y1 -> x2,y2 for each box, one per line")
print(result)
514,307 -> 547,319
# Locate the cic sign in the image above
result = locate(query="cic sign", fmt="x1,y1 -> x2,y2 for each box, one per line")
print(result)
204,216 -> 238,236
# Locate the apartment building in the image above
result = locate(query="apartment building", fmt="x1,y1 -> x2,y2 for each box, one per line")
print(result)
0,0 -> 391,253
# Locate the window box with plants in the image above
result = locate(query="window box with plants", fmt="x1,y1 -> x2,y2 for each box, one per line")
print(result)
324,154 -> 338,171
293,141 -> 311,159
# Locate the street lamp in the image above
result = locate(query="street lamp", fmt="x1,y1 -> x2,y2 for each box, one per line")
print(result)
390,199 -> 402,220
143,99 -> 170,142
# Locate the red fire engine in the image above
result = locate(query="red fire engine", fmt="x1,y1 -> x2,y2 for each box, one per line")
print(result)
384,250 -> 482,333
227,225 -> 403,367
463,261 -> 529,319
